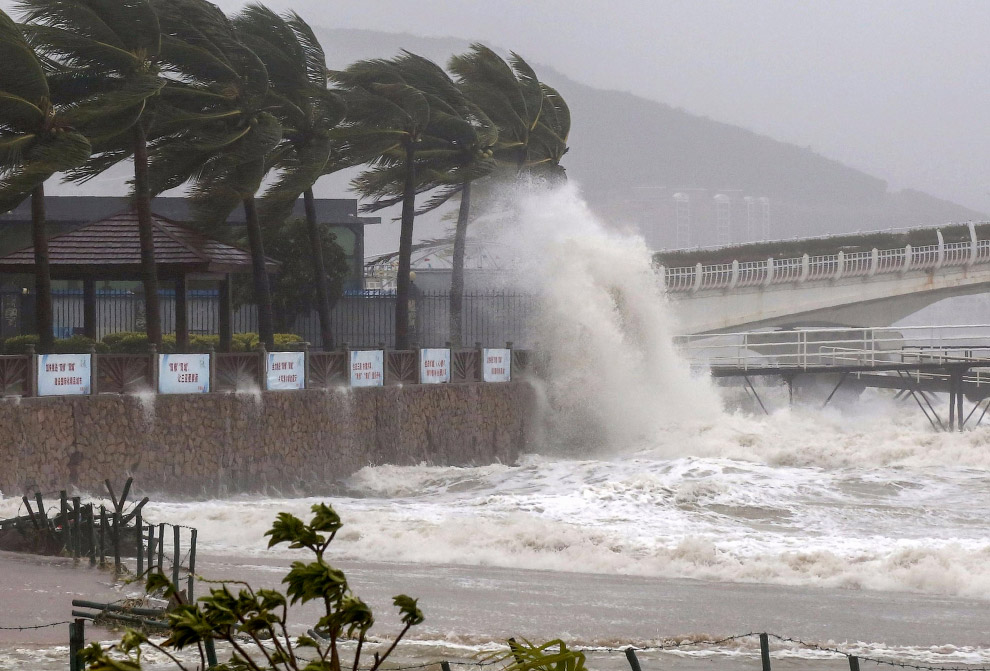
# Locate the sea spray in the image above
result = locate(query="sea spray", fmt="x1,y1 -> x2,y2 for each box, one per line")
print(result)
480,182 -> 721,450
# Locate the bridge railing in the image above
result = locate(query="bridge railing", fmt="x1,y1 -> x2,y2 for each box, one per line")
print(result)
677,325 -> 990,371
661,223 -> 989,293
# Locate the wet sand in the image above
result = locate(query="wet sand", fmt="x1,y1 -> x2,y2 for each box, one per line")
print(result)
4,549 -> 990,670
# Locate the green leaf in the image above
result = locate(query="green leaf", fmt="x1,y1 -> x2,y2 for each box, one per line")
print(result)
309,502 -> 343,535
283,559 -> 348,606
393,595 -> 424,626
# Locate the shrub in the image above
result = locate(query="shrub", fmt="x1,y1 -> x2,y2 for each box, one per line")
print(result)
53,335 -> 108,354
101,332 -> 176,354
3,334 -> 39,354
188,334 -> 220,352
230,332 -> 305,352
80,504 -> 425,671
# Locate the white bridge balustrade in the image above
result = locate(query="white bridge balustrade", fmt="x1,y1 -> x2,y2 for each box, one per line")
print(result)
660,223 -> 990,333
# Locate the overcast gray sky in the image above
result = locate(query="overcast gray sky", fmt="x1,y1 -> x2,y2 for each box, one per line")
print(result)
207,0 -> 990,214
3,0 -> 987,213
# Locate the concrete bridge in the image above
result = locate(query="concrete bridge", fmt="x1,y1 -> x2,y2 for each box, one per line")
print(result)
661,222 -> 990,333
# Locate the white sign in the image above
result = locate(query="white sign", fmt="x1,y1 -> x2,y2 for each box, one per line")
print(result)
158,353 -> 210,394
37,353 -> 91,396
482,348 -> 511,382
419,348 -> 450,384
349,350 -> 384,387
267,351 -> 305,390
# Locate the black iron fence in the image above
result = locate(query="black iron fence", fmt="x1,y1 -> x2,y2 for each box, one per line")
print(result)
0,289 -> 538,349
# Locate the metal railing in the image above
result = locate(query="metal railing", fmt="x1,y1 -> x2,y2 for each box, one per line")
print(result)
661,223 -> 990,293
677,325 -> 990,371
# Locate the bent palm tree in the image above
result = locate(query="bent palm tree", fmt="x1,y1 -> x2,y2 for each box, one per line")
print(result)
331,54 -> 436,350
353,52 -> 499,347
234,4 -> 345,349
0,9 -> 90,352
19,0 -> 168,346
149,0 -> 282,349
527,83 -> 570,184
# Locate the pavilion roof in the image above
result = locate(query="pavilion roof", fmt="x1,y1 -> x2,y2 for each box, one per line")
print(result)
0,210 -> 276,278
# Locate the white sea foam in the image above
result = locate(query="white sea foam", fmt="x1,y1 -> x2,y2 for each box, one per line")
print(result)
141,184 -> 990,601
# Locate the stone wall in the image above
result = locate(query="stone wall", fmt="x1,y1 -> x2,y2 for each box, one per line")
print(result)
0,383 -> 536,497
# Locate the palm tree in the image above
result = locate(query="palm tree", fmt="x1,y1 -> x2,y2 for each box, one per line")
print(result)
233,4 -> 346,350
148,0 -> 282,349
449,45 -> 545,172
0,9 -> 90,352
331,54 -> 438,350
444,46 -> 552,345
526,83 -> 570,184
19,0 -> 168,346
347,52 -> 499,347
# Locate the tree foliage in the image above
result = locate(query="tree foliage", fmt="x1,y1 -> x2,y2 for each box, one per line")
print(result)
79,503 -> 425,671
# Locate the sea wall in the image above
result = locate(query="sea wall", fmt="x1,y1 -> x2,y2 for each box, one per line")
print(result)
0,383 -> 536,496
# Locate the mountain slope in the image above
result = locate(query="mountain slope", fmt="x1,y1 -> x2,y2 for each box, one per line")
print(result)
316,27 -> 985,249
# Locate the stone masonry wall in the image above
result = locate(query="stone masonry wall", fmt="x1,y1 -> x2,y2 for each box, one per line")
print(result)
0,382 -> 536,497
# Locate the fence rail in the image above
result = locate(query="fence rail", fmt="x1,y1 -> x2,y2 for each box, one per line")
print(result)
0,290 -> 538,350
661,223 -> 990,293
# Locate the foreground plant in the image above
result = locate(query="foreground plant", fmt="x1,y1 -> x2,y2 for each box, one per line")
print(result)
79,503 -> 424,671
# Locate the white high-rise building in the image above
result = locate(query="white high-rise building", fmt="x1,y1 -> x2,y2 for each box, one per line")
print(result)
759,196 -> 771,240
714,194 -> 732,246
673,192 -> 691,248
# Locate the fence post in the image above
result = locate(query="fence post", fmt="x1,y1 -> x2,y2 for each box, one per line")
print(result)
258,342 -> 267,391
146,522 -> 155,574
136,508 -> 144,577
848,655 -> 860,671
26,343 -> 37,396
68,618 -> 85,671
89,344 -> 99,395
86,504 -> 95,566
205,637 -> 218,669
172,525 -> 181,590
759,633 -> 771,671
624,648 -> 643,671
149,343 -> 159,393
187,528 -> 197,603
157,523 -> 165,573
99,505 -> 106,568
112,511 -> 121,574
72,497 -> 81,561
208,345 -> 216,395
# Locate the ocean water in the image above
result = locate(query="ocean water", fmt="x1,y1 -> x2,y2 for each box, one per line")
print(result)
4,183 -> 990,668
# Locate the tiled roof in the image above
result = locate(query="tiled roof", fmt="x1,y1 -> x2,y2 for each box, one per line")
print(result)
0,210 -> 276,277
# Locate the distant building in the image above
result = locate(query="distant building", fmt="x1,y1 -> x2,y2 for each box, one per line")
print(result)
639,188 -> 772,249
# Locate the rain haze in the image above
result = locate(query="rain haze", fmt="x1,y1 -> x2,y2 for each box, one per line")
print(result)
1,0 -> 988,254
196,0 -> 990,216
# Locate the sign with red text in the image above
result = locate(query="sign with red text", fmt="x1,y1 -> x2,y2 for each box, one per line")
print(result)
267,351 -> 305,390
482,348 -> 511,382
419,348 -> 450,384
37,353 -> 91,396
349,350 -> 384,387
158,353 -> 210,394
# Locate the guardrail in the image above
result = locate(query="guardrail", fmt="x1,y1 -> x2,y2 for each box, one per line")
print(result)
676,325 -> 990,371
660,223 -> 990,293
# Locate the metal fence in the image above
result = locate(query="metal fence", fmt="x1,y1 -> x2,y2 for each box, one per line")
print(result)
1,289 -> 538,349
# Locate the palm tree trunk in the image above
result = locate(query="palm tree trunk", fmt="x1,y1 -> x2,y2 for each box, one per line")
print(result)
449,181 -> 472,348
243,196 -> 275,350
31,184 -> 54,353
133,121 -> 162,347
304,188 -> 334,350
394,141 -> 416,350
